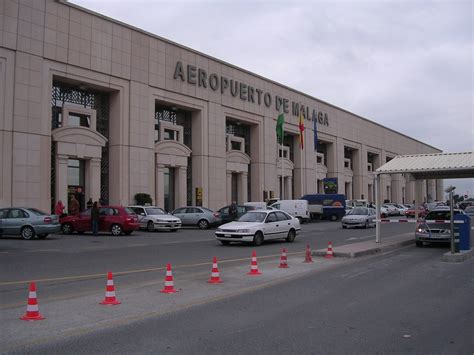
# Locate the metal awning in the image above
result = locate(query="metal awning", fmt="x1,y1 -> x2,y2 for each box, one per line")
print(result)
375,152 -> 474,180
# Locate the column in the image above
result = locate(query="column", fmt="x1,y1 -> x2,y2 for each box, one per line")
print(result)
240,172 -> 248,203
427,179 -> 437,202
286,176 -> 293,199
415,180 -> 424,219
436,179 -> 444,201
89,158 -> 101,202
226,171 -> 232,204
176,166 -> 188,207
155,164 -> 165,208
352,147 -> 362,198
56,155 -> 69,211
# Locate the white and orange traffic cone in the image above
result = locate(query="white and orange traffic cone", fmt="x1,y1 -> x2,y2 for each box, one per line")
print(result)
160,263 -> 178,293
325,242 -> 334,259
247,251 -> 262,275
208,256 -> 223,284
304,244 -> 313,263
100,272 -> 121,305
20,282 -> 45,321
278,248 -> 289,268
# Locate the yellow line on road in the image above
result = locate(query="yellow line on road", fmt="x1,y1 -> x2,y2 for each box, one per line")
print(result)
0,251 -> 305,286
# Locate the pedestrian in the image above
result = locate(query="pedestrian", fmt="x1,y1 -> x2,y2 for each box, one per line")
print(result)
86,198 -> 93,209
98,197 -> 104,206
55,200 -> 65,217
229,201 -> 238,221
91,201 -> 100,236
69,195 -> 80,216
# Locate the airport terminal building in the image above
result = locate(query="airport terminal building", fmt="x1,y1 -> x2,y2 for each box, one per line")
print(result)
0,0 -> 444,213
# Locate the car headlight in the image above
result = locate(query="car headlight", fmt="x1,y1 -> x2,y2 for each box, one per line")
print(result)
417,227 -> 427,233
237,229 -> 250,233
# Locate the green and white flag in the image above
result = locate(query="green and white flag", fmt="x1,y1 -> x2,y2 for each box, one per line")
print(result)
276,113 -> 284,144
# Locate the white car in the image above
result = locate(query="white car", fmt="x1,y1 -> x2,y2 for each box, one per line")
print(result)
128,206 -> 181,232
215,209 -> 301,246
341,207 -> 376,228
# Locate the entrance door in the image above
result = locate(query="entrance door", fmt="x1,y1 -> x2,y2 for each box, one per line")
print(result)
231,172 -> 238,203
68,159 -> 85,212
164,167 -> 176,212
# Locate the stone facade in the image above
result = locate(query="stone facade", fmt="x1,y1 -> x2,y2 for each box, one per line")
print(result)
0,0 -> 443,213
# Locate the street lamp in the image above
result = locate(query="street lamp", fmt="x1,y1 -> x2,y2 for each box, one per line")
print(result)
445,185 -> 456,254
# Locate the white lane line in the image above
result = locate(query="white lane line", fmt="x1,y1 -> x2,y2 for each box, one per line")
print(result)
24,249 -> 60,253
346,235 -> 375,241
340,269 -> 372,279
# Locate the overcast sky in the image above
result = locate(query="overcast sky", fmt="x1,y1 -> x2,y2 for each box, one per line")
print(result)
72,0 -> 473,197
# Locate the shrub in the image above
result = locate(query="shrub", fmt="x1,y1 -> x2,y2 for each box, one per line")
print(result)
135,193 -> 152,206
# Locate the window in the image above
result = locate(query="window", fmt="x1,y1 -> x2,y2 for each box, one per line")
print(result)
68,113 -> 90,128
266,213 -> 277,222
8,209 -> 28,218
0,209 -> 8,218
164,129 -> 179,141
276,211 -> 291,221
132,207 -> 145,215
231,141 -> 241,151
317,155 -> 323,164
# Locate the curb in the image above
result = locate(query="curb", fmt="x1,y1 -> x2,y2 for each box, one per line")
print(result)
442,249 -> 474,263
313,238 -> 414,258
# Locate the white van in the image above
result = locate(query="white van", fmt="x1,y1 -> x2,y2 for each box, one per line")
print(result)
270,200 -> 310,223
243,202 -> 269,210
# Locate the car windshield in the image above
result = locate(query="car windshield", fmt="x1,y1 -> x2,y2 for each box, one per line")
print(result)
27,208 -> 48,216
425,210 -> 461,220
145,208 -> 165,215
349,207 -> 368,215
238,212 -> 267,222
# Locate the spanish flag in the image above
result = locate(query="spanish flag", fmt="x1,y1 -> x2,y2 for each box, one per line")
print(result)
299,109 -> 305,149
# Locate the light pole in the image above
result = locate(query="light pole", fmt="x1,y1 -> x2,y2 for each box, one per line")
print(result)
445,185 -> 456,254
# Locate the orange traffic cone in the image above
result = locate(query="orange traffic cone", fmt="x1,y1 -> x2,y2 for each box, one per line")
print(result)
247,251 -> 262,275
278,248 -> 289,268
325,242 -> 334,259
304,244 -> 313,263
208,256 -> 223,284
100,272 -> 121,305
20,282 -> 45,321
160,263 -> 178,293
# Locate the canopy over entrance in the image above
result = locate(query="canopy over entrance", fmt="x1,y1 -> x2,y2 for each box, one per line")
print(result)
374,151 -> 474,243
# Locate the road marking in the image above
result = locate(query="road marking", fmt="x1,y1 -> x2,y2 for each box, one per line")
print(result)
128,243 -> 148,247
346,235 -> 375,241
24,249 -> 60,253
0,251 -> 307,286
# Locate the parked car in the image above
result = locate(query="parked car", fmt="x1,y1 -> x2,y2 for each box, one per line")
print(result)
394,204 -> 409,215
60,206 -> 139,236
215,209 -> 300,246
0,207 -> 60,240
405,206 -> 427,218
270,199 -> 310,223
171,206 -> 221,229
218,205 -> 256,224
341,207 -> 376,229
425,201 -> 445,212
464,206 -> 474,218
128,206 -> 181,232
382,204 -> 399,216
415,208 -> 464,247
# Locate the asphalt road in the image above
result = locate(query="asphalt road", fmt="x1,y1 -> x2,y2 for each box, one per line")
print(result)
0,220 -> 414,308
10,245 -> 473,354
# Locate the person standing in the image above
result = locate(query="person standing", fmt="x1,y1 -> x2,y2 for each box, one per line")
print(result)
55,200 -> 65,217
91,201 -> 100,236
86,198 -> 93,209
229,201 -> 238,221
69,195 -> 80,216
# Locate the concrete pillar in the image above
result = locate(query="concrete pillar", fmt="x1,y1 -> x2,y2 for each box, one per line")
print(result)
286,176 -> 293,199
89,158 -> 101,202
226,171 -> 232,204
436,180 -> 444,201
155,164 -> 165,208
415,180 -> 424,220
56,155 -> 69,211
240,172 -> 248,203
427,179 -> 437,202
391,173 -> 403,203
177,166 -> 187,207
352,148 -> 362,198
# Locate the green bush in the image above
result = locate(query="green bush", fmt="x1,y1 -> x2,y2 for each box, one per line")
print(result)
135,193 -> 152,206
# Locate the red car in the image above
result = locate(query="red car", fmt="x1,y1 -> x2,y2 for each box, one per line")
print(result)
405,206 -> 427,218
60,206 -> 139,236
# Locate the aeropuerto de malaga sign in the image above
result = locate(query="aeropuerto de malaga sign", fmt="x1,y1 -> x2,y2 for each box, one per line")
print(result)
173,61 -> 329,126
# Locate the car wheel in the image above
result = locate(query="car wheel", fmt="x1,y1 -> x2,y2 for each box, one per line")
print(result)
286,229 -> 296,242
365,220 -> 369,229
415,240 -> 423,247
198,219 -> 209,230
220,240 -> 230,246
61,223 -> 73,235
253,231 -> 264,246
329,214 -> 338,221
21,226 -> 35,240
111,224 -> 123,236
147,221 -> 155,232
37,233 -> 49,239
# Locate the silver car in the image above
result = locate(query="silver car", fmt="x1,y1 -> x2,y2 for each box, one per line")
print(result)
128,205 -> 182,232
172,206 -> 222,229
0,207 -> 60,240
415,208 -> 463,247
341,207 -> 376,228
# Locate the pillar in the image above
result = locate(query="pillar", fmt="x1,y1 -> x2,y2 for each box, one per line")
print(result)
286,176 -> 293,199
226,171 -> 232,204
240,172 -> 248,204
155,164 -> 165,208
56,155 -> 69,210
89,158 -> 101,202
177,166 -> 187,207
